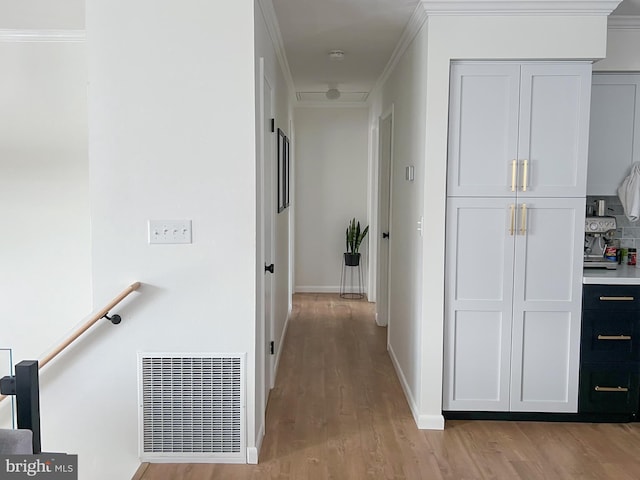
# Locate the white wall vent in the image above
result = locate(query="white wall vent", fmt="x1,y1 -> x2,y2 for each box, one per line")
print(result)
138,353 -> 246,463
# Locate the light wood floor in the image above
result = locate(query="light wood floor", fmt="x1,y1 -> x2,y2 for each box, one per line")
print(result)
135,293 -> 640,479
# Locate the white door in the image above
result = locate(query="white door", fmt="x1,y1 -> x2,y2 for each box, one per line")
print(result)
517,63 -> 591,198
510,197 -> 584,412
443,197 -> 516,411
376,112 -> 392,327
261,65 -> 275,403
447,63 -> 520,197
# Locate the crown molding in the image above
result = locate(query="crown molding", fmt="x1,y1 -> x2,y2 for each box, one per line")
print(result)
0,29 -> 85,42
256,0 -> 296,103
420,0 -> 622,16
608,15 -> 640,30
370,4 -> 428,102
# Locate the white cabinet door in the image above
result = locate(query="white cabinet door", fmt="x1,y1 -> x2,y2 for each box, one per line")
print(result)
587,74 -> 640,196
444,197 -> 584,412
447,63 -> 520,197
518,64 -> 591,198
443,197 -> 516,411
510,198 -> 585,413
448,62 -> 591,198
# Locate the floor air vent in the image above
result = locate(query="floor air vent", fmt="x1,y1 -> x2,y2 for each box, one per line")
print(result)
138,353 -> 246,463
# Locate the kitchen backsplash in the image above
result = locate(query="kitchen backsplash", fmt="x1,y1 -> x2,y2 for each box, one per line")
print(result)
587,195 -> 640,248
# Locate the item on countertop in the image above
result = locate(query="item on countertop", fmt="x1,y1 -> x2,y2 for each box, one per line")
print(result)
605,245 -> 617,262
621,247 -> 629,264
628,248 -> 637,266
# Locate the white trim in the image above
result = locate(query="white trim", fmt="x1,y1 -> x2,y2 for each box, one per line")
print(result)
294,286 -> 340,293
372,5 -> 428,100
246,447 -> 258,464
0,29 -> 85,42
256,0 -> 296,101
608,15 -> 640,30
388,342 -> 445,431
416,414 -> 446,430
420,0 -> 622,15
294,286 -> 371,296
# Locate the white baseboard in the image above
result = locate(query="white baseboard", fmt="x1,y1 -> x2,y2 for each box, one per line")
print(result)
294,285 -> 369,295
247,422 -> 264,464
388,343 -> 444,431
246,447 -> 258,464
273,309 -> 290,379
294,285 -> 340,293
416,414 -> 445,430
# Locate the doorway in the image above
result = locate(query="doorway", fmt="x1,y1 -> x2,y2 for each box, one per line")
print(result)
376,109 -> 393,327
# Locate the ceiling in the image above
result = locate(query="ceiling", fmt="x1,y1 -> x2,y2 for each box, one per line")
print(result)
271,0 -> 418,102
271,0 -> 640,104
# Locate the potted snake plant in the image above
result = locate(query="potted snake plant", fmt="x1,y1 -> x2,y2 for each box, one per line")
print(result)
344,218 -> 369,266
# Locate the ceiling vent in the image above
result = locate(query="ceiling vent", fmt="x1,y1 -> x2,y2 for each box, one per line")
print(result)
138,353 -> 246,463
326,88 -> 341,100
296,91 -> 369,103
328,49 -> 345,61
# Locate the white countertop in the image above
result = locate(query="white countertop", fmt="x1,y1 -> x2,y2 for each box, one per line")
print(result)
583,264 -> 640,285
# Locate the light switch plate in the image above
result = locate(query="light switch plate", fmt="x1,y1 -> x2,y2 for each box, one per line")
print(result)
148,220 -> 192,244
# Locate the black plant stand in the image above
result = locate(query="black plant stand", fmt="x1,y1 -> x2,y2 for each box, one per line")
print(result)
340,255 -> 364,299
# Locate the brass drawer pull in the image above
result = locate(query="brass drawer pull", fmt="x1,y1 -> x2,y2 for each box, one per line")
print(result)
597,335 -> 632,341
595,386 -> 629,393
599,296 -> 635,301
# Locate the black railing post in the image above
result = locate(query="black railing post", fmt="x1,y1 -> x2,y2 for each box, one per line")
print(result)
15,360 -> 41,454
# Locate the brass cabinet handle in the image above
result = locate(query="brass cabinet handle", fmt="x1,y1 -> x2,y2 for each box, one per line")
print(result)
522,159 -> 528,192
597,335 -> 632,341
511,160 -> 517,192
509,204 -> 515,236
595,386 -> 629,393
520,203 -> 527,235
599,296 -> 635,301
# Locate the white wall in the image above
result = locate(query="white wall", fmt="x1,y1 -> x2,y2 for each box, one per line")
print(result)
0,35 -> 91,427
294,107 -> 370,293
37,1 -> 257,478
373,17 -> 429,427
594,24 -> 640,71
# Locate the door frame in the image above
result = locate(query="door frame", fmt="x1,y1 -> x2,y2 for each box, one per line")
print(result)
258,58 -> 275,426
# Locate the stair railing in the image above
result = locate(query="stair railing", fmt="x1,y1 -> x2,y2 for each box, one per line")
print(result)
0,281 -> 142,453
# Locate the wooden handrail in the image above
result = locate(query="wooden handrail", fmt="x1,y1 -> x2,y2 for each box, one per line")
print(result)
39,282 -> 141,368
0,282 -> 141,403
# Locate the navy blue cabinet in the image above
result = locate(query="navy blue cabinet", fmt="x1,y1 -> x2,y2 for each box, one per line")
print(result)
579,285 -> 640,415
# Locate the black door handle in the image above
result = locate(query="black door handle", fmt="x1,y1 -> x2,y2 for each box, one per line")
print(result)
265,263 -> 274,274
382,232 -> 390,239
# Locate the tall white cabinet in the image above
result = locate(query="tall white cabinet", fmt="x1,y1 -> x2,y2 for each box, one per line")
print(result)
443,62 -> 590,413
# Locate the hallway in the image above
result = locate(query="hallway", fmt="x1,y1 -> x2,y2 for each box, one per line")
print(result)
136,294 -> 640,479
